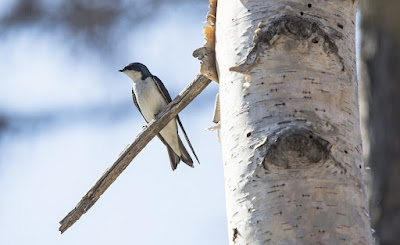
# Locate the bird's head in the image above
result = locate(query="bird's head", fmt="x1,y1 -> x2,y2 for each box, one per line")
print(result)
119,62 -> 152,82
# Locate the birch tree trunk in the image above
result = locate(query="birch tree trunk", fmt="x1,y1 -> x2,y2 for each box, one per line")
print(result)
361,1 -> 400,244
216,1 -> 373,244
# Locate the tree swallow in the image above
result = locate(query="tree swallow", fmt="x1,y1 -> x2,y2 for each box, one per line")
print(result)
119,62 -> 200,170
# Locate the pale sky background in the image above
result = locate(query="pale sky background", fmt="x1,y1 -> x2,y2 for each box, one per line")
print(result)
0,1 -> 227,244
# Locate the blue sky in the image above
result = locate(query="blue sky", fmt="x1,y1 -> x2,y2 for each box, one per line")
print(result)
0,1 -> 227,244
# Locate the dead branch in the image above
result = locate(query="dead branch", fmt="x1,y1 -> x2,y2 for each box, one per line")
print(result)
59,74 -> 211,233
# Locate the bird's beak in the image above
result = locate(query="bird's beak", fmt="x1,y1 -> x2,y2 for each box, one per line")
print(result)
118,68 -> 125,72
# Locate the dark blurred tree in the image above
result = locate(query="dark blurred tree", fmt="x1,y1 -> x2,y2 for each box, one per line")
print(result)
0,116 -> 6,131
361,1 -> 400,244
0,0 -> 199,54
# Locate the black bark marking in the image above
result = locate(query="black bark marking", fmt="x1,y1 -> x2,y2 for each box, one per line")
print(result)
232,228 -> 239,243
278,120 -> 292,125
230,14 -> 344,73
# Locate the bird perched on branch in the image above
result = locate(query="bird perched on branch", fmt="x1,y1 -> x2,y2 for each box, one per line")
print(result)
119,62 -> 199,170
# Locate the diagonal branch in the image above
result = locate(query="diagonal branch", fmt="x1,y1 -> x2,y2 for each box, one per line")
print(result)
59,74 -> 211,234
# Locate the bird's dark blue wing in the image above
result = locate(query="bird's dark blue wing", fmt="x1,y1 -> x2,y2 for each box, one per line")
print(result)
153,76 -> 200,164
131,88 -> 144,118
176,116 -> 200,164
153,76 -> 172,103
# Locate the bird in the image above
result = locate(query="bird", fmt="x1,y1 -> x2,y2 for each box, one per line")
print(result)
119,62 -> 200,170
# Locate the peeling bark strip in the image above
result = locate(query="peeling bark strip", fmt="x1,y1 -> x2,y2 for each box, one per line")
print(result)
59,75 -> 211,233
230,14 -> 344,73
193,0 -> 219,83
216,0 -> 372,244
193,47 -> 219,82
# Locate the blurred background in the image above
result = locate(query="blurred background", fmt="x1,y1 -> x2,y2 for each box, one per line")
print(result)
3,0 -> 399,244
0,0 -> 227,244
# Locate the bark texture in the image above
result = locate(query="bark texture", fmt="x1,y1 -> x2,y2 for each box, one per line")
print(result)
361,1 -> 400,244
216,0 -> 372,244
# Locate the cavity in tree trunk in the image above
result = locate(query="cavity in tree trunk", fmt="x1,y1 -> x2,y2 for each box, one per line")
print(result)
216,1 -> 373,244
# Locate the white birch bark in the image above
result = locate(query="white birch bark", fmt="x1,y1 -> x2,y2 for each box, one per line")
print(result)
216,1 -> 373,244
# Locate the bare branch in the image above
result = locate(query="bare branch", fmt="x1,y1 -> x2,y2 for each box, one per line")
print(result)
59,74 -> 211,233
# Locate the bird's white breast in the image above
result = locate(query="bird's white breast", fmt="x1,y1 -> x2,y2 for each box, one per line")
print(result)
132,77 -> 180,155
132,77 -> 168,122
